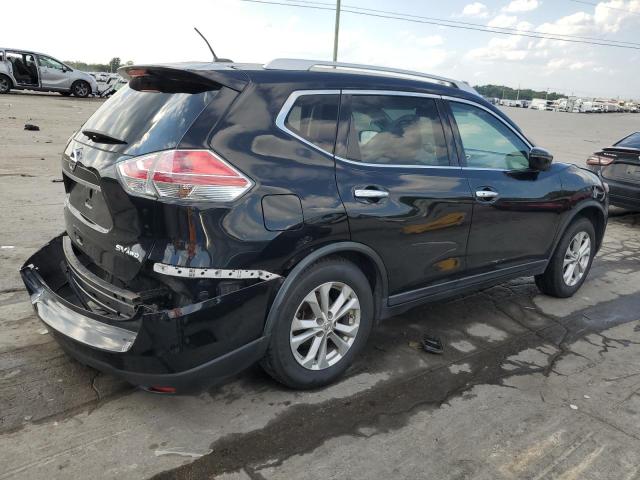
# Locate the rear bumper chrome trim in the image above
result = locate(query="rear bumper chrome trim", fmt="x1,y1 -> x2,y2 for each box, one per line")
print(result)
153,263 -> 281,281
28,285 -> 136,353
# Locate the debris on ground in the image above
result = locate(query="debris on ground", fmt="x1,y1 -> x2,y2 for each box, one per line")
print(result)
51,178 -> 63,183
154,448 -> 213,459
24,124 -> 40,131
570,404 -> 579,410
422,334 -> 444,354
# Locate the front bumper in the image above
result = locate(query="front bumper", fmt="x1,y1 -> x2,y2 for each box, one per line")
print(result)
20,235 -> 281,390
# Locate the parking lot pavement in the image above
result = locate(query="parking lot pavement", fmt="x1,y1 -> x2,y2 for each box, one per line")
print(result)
1,92 -> 640,479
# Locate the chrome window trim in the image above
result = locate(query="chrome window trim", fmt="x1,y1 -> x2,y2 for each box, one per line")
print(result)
443,95 -> 534,150
334,155 -> 461,170
276,89 -> 458,169
342,89 -> 441,99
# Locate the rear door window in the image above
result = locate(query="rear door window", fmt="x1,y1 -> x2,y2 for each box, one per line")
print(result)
345,95 -> 450,166
284,94 -> 340,153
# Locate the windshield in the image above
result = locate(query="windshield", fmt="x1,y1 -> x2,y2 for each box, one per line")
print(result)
80,84 -> 219,156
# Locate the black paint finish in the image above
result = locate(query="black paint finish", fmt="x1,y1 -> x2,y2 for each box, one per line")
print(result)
21,63 -> 609,389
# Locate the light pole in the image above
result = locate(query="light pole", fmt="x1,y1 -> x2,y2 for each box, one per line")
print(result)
333,0 -> 341,62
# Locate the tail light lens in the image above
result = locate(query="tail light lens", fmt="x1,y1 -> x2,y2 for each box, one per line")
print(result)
117,150 -> 253,201
586,154 -> 614,166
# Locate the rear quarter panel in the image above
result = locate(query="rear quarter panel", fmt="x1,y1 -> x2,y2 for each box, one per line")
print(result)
149,82 -> 350,275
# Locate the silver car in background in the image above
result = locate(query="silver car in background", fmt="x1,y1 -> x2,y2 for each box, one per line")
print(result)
0,48 -> 97,97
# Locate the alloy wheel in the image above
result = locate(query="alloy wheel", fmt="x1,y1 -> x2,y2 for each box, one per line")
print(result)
563,231 -> 591,286
289,282 -> 361,371
0,77 -> 9,93
74,82 -> 89,97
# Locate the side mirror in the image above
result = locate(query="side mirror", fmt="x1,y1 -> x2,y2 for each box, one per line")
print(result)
528,147 -> 553,171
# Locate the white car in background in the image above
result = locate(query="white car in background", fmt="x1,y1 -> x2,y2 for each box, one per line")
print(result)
0,48 -> 97,97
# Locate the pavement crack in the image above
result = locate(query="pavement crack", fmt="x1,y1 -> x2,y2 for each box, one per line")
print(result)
90,372 -> 101,402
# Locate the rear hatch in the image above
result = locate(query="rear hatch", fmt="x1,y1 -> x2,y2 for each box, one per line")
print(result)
62,67 -> 240,284
600,147 -> 640,185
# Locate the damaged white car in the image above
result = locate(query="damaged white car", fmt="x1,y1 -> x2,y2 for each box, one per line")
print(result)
0,48 -> 97,97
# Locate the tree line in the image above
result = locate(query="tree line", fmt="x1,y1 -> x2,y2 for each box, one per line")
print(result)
64,57 -> 133,73
474,84 -> 565,101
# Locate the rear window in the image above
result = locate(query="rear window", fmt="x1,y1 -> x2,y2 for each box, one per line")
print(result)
80,84 -> 219,156
284,94 -> 339,153
615,132 -> 640,149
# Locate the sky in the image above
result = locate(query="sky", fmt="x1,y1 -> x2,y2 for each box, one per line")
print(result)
2,0 -> 640,98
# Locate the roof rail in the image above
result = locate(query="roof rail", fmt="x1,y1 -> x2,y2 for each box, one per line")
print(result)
264,58 -> 479,96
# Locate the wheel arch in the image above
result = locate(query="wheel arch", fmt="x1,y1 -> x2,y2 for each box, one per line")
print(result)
553,201 -> 607,255
70,79 -> 90,96
0,73 -> 13,91
263,242 -> 389,336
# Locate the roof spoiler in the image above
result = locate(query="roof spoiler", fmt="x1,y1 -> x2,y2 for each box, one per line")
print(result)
118,65 -> 248,92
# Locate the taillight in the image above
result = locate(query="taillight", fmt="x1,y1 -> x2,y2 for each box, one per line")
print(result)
117,150 -> 253,202
586,154 -> 614,166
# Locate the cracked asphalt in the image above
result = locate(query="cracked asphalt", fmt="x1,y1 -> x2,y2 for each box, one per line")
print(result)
2,93 -> 640,479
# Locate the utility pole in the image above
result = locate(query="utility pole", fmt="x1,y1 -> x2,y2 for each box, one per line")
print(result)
333,0 -> 341,62
516,84 -> 520,101
545,88 -> 549,101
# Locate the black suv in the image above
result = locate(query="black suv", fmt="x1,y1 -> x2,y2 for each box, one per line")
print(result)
21,59 -> 608,391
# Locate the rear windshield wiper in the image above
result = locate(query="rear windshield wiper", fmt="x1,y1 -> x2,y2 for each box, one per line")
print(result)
82,129 -> 127,145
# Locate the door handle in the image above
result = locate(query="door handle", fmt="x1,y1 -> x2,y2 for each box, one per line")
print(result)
475,190 -> 499,200
354,189 -> 389,200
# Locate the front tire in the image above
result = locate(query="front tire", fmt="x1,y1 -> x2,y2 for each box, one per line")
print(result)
261,258 -> 374,389
71,80 -> 90,98
535,217 -> 596,298
0,75 -> 11,94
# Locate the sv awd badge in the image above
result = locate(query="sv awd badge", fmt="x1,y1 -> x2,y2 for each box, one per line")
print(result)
115,244 -> 140,259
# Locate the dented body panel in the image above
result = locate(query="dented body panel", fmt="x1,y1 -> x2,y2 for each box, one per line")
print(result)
21,235 -> 281,389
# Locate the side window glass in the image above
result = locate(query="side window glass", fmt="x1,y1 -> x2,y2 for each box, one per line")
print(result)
450,102 -> 529,170
39,56 -> 64,70
346,95 -> 449,166
284,94 -> 339,153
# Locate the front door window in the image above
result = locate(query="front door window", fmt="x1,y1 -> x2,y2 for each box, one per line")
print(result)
38,56 -> 65,71
450,102 -> 529,170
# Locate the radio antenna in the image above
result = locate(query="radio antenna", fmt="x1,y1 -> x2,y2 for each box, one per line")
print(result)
194,27 -> 218,62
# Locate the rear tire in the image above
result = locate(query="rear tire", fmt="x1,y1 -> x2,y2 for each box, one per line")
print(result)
261,257 -> 374,389
535,217 -> 596,298
0,75 -> 11,94
71,80 -> 90,98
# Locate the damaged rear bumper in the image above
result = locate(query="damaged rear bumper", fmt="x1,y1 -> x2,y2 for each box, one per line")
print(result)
20,235 -> 282,390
